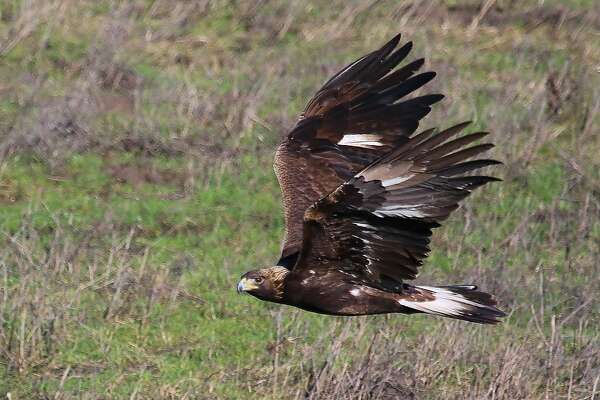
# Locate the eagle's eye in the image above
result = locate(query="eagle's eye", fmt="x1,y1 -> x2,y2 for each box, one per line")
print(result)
255,276 -> 264,284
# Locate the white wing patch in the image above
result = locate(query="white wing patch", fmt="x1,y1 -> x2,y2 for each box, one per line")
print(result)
373,207 -> 426,218
381,174 -> 414,187
338,134 -> 384,149
353,222 -> 375,230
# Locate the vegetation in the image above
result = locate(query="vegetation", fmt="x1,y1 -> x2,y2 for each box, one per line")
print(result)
0,0 -> 599,398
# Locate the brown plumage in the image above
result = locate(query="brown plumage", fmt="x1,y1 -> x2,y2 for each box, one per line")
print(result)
237,34 -> 506,324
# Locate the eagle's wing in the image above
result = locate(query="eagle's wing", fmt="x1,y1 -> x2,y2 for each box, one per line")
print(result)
293,123 -> 500,290
274,34 -> 443,266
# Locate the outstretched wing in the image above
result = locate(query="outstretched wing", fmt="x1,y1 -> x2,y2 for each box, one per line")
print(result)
294,122 -> 500,291
274,34 -> 443,266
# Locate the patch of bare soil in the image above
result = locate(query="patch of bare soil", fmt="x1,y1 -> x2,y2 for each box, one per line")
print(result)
107,163 -> 186,187
425,3 -> 600,30
0,177 -> 22,204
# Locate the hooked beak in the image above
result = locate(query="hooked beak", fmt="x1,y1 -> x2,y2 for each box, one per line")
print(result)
237,277 -> 258,294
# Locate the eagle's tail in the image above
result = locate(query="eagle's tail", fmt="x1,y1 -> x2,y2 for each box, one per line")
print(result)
399,284 -> 506,324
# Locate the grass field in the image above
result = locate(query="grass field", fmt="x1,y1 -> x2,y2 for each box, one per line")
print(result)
1,0 -> 599,398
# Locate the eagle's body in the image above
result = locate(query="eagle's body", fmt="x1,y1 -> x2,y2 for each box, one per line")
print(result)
244,267 -> 407,316
285,270 -> 404,316
237,34 -> 506,324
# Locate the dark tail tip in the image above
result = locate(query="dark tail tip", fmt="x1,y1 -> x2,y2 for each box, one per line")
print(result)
447,285 -> 507,324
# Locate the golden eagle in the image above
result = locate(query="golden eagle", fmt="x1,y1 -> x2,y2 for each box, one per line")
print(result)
237,34 -> 505,324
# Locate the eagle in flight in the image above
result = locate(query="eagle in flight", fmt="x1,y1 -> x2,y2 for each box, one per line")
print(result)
237,34 -> 506,324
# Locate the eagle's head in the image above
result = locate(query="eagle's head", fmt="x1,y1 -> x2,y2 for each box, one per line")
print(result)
237,266 -> 288,302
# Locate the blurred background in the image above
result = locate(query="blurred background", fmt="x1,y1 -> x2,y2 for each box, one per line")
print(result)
0,0 -> 599,399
